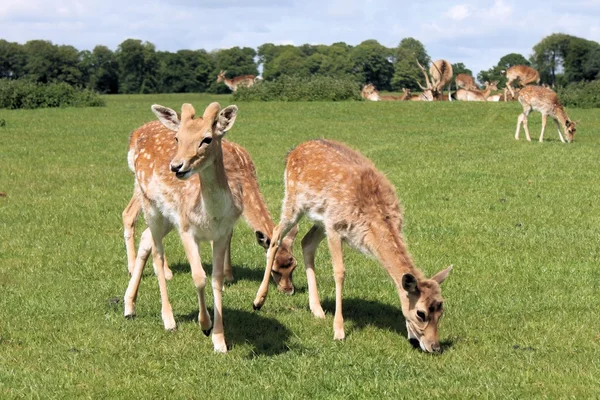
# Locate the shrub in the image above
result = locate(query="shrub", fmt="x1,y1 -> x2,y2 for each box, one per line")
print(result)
0,80 -> 105,109
232,75 -> 362,102
556,80 -> 600,109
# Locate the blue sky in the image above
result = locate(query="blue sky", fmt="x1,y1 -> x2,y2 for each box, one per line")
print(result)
1,0 -> 599,76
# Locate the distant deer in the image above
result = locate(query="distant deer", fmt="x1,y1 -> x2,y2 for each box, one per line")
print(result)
123,102 -> 243,353
380,88 -> 412,101
452,81 -> 498,101
501,65 -> 540,99
252,139 -> 453,353
455,74 -> 478,91
515,86 -> 576,143
217,70 -> 257,92
361,83 -> 380,101
122,135 -> 298,293
416,59 -> 453,101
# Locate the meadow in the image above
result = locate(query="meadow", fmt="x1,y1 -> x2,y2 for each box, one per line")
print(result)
1,94 -> 599,398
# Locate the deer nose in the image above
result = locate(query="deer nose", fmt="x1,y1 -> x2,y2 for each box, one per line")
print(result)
170,162 -> 183,173
431,343 -> 442,353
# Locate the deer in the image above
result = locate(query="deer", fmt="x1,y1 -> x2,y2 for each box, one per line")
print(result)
416,59 -> 453,101
455,73 -> 478,91
380,88 -> 412,101
217,70 -> 257,92
252,139 -> 453,353
515,85 -> 576,143
122,138 -> 298,294
452,81 -> 499,101
361,83 -> 380,101
123,102 -> 245,353
503,87 -> 520,102
501,65 -> 540,99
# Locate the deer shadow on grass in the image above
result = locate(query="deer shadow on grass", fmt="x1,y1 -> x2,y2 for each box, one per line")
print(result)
177,307 -> 296,358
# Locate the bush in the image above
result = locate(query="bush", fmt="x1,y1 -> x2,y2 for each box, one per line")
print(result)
556,80 -> 600,108
232,75 -> 362,101
0,80 -> 105,109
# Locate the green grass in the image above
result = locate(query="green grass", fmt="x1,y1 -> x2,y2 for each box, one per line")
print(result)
1,94 -> 599,398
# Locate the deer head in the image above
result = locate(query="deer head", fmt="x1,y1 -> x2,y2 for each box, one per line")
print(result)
400,266 -> 453,353
565,119 -> 576,142
217,70 -> 227,83
151,102 -> 238,180
361,83 -> 380,101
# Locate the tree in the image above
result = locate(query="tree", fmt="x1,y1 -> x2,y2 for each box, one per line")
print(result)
391,38 -> 430,90
116,39 -> 159,93
477,53 -> 529,86
350,40 -> 394,90
0,40 -> 26,79
83,45 -> 119,93
452,63 -> 472,76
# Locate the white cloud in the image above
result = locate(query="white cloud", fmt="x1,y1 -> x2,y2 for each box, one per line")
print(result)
445,4 -> 470,21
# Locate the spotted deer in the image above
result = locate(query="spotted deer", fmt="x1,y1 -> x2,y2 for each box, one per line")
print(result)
252,139 -> 453,353
123,102 -> 245,353
515,86 -> 576,143
122,136 -> 298,293
501,65 -> 540,99
217,70 -> 257,92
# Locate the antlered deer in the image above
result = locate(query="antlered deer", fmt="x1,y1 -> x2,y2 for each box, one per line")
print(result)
455,74 -> 478,91
501,65 -> 540,98
123,102 -> 243,353
217,70 -> 257,92
252,139 -> 453,353
515,86 -> 576,143
453,81 -> 498,101
416,59 -> 453,101
122,134 -> 298,293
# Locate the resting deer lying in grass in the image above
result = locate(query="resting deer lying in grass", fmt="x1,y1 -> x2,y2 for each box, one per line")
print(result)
416,59 -> 453,101
501,65 -> 540,99
455,74 -> 478,91
379,88 -> 411,101
217,70 -> 257,92
361,83 -> 380,101
452,81 -> 498,101
122,138 -> 297,293
124,102 -> 244,353
252,139 -> 453,353
515,86 -> 576,143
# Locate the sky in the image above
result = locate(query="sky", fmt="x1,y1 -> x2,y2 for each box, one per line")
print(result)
1,0 -> 599,76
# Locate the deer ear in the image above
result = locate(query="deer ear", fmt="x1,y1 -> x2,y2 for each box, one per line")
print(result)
255,231 -> 270,249
431,265 -> 453,285
402,274 -> 419,294
215,105 -> 238,136
151,105 -> 180,131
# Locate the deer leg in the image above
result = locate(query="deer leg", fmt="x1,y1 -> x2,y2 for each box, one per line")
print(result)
220,230 -> 234,283
553,118 -> 566,143
122,192 -> 141,276
515,113 -> 525,140
180,230 -> 212,334
253,218 -> 300,310
506,79 -> 515,98
301,224 -> 327,319
210,235 -> 229,353
539,114 -> 547,142
123,227 -> 153,318
326,230 -> 346,340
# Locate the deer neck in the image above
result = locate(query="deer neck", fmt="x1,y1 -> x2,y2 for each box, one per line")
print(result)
554,106 -> 569,129
196,145 -> 232,215
223,78 -> 236,91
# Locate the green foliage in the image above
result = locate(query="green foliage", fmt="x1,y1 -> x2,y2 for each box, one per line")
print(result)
0,79 -> 105,109
478,53 -> 530,87
232,75 -> 361,101
391,37 -> 430,91
452,62 -> 472,76
350,40 -> 394,90
556,79 -> 600,108
116,39 -> 159,94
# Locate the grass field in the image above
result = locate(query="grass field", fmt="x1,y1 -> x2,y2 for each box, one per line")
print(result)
1,94 -> 599,398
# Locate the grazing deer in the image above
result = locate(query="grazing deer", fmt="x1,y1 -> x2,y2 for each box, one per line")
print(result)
252,139 -> 453,353
501,65 -> 540,99
416,59 -> 453,101
455,74 -> 478,91
122,136 -> 298,293
515,86 -> 576,143
452,81 -> 499,101
123,102 -> 243,353
217,70 -> 257,92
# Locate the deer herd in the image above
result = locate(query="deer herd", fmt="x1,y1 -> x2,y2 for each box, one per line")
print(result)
121,61 -> 577,355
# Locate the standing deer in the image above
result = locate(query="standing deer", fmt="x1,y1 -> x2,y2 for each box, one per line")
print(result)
217,70 -> 257,92
123,102 -> 242,353
515,86 -> 576,143
416,59 -> 453,101
452,81 -> 498,101
252,139 -> 453,353
122,133 -> 298,293
455,74 -> 478,91
501,65 -> 540,99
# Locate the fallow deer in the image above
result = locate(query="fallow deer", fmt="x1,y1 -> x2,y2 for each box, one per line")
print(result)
515,86 -> 576,143
122,134 -> 298,293
252,139 -> 453,353
123,102 -> 242,353
503,87 -> 520,102
501,65 -> 540,99
217,70 -> 257,92
455,74 -> 478,91
416,59 -> 453,101
361,83 -> 380,101
380,88 -> 411,101
452,81 -> 499,101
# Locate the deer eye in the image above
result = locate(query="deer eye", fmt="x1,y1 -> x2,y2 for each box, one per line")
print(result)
416,310 -> 426,322
174,137 -> 178,143
200,137 -> 212,147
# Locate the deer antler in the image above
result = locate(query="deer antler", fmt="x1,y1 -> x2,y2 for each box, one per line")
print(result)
429,61 -> 444,90
416,58 -> 433,90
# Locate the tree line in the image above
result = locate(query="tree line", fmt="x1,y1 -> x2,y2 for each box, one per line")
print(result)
0,33 -> 598,94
